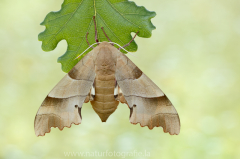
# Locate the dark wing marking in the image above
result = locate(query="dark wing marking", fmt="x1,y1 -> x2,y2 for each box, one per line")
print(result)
34,51 -> 96,136
115,52 -> 180,135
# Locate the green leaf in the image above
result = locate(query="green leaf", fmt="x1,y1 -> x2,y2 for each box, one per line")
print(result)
39,0 -> 156,73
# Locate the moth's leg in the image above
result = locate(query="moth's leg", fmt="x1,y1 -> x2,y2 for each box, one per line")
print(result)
86,32 -> 94,48
118,86 -> 127,104
119,31 -> 139,50
93,16 -> 99,44
90,82 -> 95,101
114,82 -> 132,118
84,83 -> 95,103
114,81 -> 127,104
114,80 -> 118,99
101,27 -> 114,46
84,91 -> 90,103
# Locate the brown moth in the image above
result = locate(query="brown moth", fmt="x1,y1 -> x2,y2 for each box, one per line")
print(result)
34,16 -> 180,136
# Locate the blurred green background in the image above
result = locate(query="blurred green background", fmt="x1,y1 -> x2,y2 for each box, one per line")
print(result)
1,0 -> 240,158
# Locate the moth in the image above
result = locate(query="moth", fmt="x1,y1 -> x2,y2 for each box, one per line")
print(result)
34,16 -> 180,136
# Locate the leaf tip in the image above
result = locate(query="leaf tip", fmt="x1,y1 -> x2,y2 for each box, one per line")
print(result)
40,21 -> 45,26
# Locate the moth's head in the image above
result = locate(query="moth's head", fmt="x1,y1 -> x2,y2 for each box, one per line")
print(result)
97,41 -> 113,47
75,41 -> 127,60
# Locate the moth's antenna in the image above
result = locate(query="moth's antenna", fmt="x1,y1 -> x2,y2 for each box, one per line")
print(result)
86,32 -> 94,48
109,42 -> 137,58
101,27 -> 114,46
119,31 -> 139,50
93,16 -> 99,44
75,42 -> 100,60
109,42 -> 128,52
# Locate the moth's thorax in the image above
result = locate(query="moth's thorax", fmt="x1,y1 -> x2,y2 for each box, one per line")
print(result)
95,42 -> 117,65
94,42 -> 118,79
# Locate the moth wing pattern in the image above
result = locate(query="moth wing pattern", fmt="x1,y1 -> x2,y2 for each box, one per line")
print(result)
115,51 -> 180,135
34,51 -> 96,136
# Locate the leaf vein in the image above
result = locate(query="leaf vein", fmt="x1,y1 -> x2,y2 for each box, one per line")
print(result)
46,0 -> 85,45
47,12 -> 73,23
105,0 -> 140,29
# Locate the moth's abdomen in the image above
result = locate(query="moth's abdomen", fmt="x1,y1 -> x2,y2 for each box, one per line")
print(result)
90,77 -> 119,122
